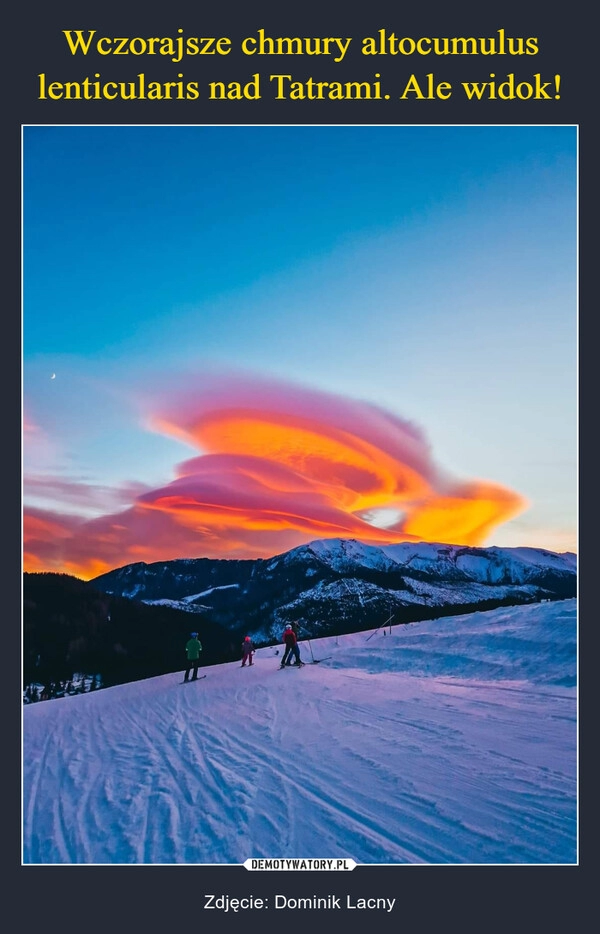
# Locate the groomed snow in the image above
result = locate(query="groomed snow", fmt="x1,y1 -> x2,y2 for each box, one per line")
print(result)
22,598 -> 577,865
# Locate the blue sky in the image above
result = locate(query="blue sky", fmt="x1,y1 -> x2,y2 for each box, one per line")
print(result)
23,124 -> 577,574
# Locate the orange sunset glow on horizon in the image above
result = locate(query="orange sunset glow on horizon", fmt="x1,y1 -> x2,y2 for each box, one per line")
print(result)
23,374 -> 529,580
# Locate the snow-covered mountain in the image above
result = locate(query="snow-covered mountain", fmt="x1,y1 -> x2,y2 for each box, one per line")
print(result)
141,583 -> 240,614
92,538 -> 577,644
300,538 -> 577,582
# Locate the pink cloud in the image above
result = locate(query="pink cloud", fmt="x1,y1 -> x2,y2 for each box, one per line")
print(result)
23,372 -> 527,578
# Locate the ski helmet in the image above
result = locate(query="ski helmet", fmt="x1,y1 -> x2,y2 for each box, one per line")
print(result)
191,632 -> 198,637
244,636 -> 251,641
285,624 -> 292,629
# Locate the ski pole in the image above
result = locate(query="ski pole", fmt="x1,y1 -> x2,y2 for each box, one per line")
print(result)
297,624 -> 316,662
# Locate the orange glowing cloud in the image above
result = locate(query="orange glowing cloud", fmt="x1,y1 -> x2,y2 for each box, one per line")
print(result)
22,373 -> 528,578
398,481 -> 527,546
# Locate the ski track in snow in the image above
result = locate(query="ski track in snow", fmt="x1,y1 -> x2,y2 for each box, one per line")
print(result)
22,601 -> 577,865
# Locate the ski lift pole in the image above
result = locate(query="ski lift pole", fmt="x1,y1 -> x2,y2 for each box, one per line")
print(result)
365,613 -> 394,642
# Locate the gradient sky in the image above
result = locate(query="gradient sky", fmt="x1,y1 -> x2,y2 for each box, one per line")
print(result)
23,124 -> 577,578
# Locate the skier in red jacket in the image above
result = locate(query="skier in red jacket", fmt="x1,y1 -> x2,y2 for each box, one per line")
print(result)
240,635 -> 254,667
280,624 -> 303,668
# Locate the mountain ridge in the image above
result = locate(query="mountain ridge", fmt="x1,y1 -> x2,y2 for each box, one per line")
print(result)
91,537 -> 577,644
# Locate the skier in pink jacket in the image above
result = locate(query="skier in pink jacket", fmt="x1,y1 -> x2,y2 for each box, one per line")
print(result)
241,636 -> 255,667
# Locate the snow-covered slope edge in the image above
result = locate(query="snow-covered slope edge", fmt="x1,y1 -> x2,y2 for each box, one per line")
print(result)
22,598 -> 577,865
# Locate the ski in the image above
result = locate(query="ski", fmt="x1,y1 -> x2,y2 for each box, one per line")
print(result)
180,675 -> 207,683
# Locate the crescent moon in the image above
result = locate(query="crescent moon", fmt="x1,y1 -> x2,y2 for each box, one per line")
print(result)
50,373 -> 56,380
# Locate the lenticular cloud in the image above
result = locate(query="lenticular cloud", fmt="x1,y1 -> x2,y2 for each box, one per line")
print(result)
23,372 -> 527,577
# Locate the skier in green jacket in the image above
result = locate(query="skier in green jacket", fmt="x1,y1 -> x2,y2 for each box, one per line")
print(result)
184,632 -> 203,681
